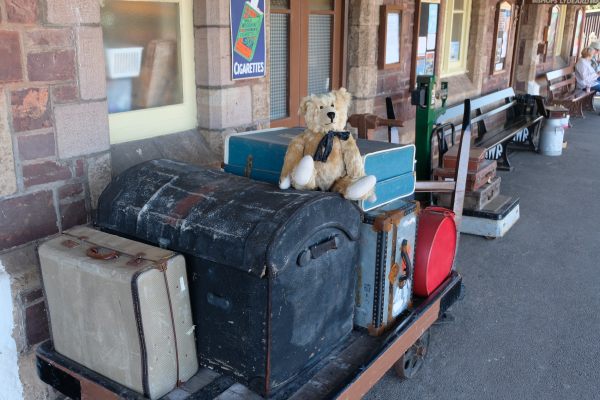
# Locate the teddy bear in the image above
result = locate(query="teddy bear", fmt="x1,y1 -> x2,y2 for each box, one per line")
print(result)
279,88 -> 376,202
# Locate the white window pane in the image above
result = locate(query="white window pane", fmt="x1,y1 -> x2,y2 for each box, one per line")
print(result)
310,0 -> 334,11
449,13 -> 463,62
308,14 -> 332,95
101,1 -> 183,114
270,13 -> 289,120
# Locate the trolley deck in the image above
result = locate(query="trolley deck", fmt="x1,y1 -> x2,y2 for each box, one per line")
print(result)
36,272 -> 462,400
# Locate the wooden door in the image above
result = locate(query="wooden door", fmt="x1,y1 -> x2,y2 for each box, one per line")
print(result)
269,0 -> 346,127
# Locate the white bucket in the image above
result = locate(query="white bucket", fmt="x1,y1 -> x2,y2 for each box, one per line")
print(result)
539,118 -> 564,156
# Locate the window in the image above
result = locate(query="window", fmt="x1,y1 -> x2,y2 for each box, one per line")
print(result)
269,0 -> 345,127
546,6 -> 560,58
571,8 -> 585,58
441,0 -> 472,76
379,5 -> 403,70
491,1 -> 512,74
101,0 -> 197,144
412,0 -> 440,85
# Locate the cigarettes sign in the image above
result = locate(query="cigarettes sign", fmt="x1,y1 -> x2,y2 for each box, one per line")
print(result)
230,0 -> 266,80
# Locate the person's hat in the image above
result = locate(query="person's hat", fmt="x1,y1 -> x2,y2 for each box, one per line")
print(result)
590,41 -> 600,51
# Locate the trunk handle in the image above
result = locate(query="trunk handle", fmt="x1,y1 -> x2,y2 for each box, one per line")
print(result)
86,246 -> 119,260
298,235 -> 339,267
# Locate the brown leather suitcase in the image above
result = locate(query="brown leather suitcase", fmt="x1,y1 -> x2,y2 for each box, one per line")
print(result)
433,159 -> 497,192
442,146 -> 486,172
437,176 -> 501,210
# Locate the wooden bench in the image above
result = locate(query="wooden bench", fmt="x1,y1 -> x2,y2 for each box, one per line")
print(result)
435,88 -> 543,171
545,66 -> 595,118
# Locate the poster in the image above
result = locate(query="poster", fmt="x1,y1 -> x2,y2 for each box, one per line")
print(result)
425,51 -> 435,75
385,12 -> 401,64
230,0 -> 266,80
416,56 -> 427,75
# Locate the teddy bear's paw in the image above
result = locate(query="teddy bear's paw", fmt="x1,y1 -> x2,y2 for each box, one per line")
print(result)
292,155 -> 314,186
279,175 -> 291,190
345,175 -> 377,201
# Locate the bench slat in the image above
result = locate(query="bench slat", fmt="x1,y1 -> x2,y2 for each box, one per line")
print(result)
545,66 -> 575,82
471,101 -> 516,125
475,115 -> 541,149
436,88 -> 516,124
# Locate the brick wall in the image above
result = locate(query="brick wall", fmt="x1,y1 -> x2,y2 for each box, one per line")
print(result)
193,0 -> 270,157
0,0 -> 110,398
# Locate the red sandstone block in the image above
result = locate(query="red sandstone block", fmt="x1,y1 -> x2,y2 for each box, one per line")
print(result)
24,28 -> 73,48
75,159 -> 85,177
52,84 -> 78,103
22,161 -> 72,187
0,191 -> 58,250
11,88 -> 52,132
6,0 -> 38,23
27,50 -> 76,82
58,182 -> 84,200
60,199 -> 87,230
25,301 -> 49,346
17,131 -> 56,161
0,31 -> 23,83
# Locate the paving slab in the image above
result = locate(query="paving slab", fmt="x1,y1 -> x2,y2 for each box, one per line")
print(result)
365,113 -> 600,400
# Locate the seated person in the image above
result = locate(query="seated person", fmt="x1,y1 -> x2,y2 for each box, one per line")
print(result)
575,48 -> 600,92
590,42 -> 600,73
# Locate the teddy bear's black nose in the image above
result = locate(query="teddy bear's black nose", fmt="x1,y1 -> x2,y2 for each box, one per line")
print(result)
327,112 -> 336,122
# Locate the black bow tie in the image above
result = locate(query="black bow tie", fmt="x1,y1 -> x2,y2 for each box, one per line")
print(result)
313,131 -> 351,162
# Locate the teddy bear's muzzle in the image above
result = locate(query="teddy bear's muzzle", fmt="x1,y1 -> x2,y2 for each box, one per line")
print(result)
327,112 -> 336,122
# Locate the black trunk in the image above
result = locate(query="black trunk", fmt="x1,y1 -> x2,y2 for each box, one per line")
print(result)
96,159 -> 361,396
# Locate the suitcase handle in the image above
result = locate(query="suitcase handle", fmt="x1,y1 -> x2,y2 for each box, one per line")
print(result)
297,235 -> 339,267
86,246 -> 119,260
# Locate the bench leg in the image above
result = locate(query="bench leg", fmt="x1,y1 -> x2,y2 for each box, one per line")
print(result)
528,123 -> 540,152
496,141 -> 513,171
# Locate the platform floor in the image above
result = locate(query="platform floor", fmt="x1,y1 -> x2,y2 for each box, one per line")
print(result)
366,113 -> 600,399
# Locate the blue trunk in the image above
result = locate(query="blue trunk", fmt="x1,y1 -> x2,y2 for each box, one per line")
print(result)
224,127 -> 415,211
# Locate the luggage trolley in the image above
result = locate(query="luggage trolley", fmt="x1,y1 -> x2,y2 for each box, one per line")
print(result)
35,102 -> 473,400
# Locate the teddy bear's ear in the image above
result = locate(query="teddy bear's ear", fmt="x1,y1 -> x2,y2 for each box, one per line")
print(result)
298,95 -> 313,116
333,88 -> 352,109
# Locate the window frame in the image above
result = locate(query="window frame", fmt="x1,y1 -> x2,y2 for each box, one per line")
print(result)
410,0 -> 441,87
441,0 -> 472,77
269,0 -> 345,128
378,4 -> 405,70
570,7 -> 585,59
545,5 -> 561,59
103,0 -> 197,144
490,1 -> 513,75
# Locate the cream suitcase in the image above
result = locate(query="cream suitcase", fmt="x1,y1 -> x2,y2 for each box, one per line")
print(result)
39,226 -> 198,399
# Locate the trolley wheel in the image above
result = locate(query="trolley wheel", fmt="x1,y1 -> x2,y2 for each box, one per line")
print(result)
394,329 -> 431,380
484,236 -> 496,240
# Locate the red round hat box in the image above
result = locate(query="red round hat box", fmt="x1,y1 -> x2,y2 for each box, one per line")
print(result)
413,207 -> 457,297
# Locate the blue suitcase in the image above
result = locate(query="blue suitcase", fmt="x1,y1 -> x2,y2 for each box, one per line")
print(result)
224,127 -> 415,211
354,200 -> 417,334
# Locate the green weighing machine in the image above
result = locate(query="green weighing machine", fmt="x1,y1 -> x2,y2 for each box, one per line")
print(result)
412,75 -> 520,239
